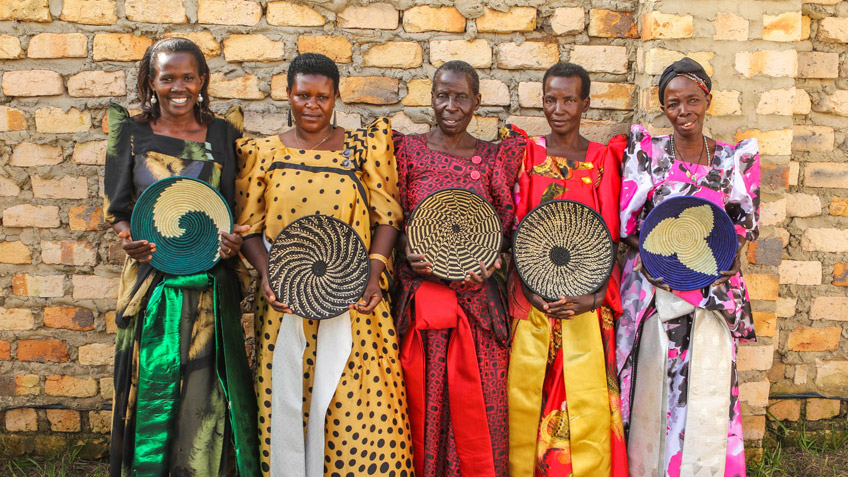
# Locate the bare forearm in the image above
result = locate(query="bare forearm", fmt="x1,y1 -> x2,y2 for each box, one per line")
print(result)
241,236 -> 269,278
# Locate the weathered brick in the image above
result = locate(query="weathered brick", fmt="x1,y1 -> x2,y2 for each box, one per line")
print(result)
747,238 -> 782,266
89,410 -> 111,433
802,228 -> 848,253
815,360 -> 848,391
0,308 -> 34,330
60,0 -> 116,25
0,242 -> 31,264
390,111 -> 429,135
0,106 -> 26,131
756,88 -> 794,116
746,273 -> 779,301
68,71 -> 126,97
401,79 -> 431,106
79,343 -> 114,366
15,375 -> 39,395
338,3 -> 397,30
739,379 -> 770,409
125,0 -> 186,23
72,275 -> 119,300
834,263 -> 848,287
794,125 -> 834,153
403,6 -> 465,33
46,409 -> 80,432
550,7 -> 584,35
269,74 -> 288,101
0,0 -> 49,21
762,12 -> 802,42
753,312 -> 777,337
208,73 -> 263,100
243,111 -> 285,136
0,340 -> 9,360
805,163 -> 848,188
18,340 -> 69,362
12,273 -> 63,297
714,13 -> 748,41
505,115 -> 549,137
497,42 -> 558,70
642,12 -> 693,40
588,9 -> 637,38
802,15 -> 811,40
100,377 -> 114,399
734,128 -> 792,156
27,33 -> 87,58
818,17 -> 848,43
223,35 -> 285,62
0,34 -> 22,58
707,90 -> 741,116
476,7 -> 535,33
162,32 -> 220,58
587,82 -> 634,110
340,77 -> 398,105
518,81 -> 542,108
741,415 -> 765,441
779,260 -> 821,285
4,204 -> 61,229
760,199 -> 786,228
467,116 -> 499,142
198,0 -> 261,25
266,1 -> 324,26
777,297 -> 797,318
789,162 -> 800,187
44,307 -> 96,331
69,205 -> 105,231
642,49 -> 714,76
819,90 -> 848,116
363,42 -> 422,69
2,70 -> 63,97
430,40 -> 491,68
831,197 -> 848,217
477,79 -> 509,106
0,176 -> 20,196
806,398 -> 840,420
797,52 -> 840,79
105,311 -> 117,334
72,141 -> 107,165
31,176 -> 88,200
92,33 -> 152,61
768,400 -> 800,421
35,108 -> 91,133
787,326 -> 841,351
735,50 -> 797,78
5,409 -> 37,432
44,375 -> 97,397
41,240 -> 98,266
785,192 -> 821,218
810,297 -> 848,321
570,45 -> 628,74
738,344 -> 774,371
298,36 -> 352,64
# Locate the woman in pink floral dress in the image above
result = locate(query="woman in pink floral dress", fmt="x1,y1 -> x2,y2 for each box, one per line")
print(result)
616,58 -> 760,476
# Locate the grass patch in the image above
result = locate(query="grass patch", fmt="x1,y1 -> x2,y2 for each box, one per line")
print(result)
0,444 -> 108,477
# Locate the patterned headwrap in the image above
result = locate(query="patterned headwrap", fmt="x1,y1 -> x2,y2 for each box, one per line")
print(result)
658,57 -> 712,105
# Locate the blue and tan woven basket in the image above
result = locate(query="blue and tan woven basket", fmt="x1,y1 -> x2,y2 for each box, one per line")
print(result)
131,176 -> 232,275
639,195 -> 737,291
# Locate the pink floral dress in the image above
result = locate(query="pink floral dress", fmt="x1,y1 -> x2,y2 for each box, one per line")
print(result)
616,125 -> 760,476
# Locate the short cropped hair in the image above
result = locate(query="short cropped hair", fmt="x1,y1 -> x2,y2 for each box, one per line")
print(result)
287,53 -> 341,93
542,62 -> 591,99
432,60 -> 480,96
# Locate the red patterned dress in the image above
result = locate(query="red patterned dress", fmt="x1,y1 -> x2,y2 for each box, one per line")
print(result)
392,132 -> 523,477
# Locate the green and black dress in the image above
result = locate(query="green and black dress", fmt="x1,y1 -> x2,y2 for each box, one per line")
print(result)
104,104 -> 258,477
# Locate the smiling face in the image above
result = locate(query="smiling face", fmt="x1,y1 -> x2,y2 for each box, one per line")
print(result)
287,73 -> 337,133
431,69 -> 481,137
543,75 -> 590,137
148,51 -> 205,120
661,76 -> 712,138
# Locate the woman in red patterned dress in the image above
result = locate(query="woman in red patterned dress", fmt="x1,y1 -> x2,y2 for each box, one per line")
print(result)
392,60 -> 524,477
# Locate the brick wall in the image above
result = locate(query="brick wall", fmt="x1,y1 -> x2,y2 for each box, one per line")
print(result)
0,0 -> 845,460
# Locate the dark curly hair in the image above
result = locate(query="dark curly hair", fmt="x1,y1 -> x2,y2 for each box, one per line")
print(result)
137,37 -> 214,124
542,62 -> 591,99
287,53 -> 340,93
432,60 -> 480,96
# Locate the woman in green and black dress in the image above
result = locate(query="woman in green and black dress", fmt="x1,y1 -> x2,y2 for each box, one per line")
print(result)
104,37 -> 258,477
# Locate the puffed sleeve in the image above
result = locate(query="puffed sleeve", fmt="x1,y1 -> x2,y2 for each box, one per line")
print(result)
620,124 -> 656,239
598,135 -> 625,242
234,138 -> 267,239
726,139 -> 760,242
491,132 -> 525,235
499,124 -> 532,224
362,117 -> 402,230
103,103 -> 134,224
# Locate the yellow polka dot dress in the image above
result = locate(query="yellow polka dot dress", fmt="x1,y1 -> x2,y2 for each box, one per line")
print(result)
235,118 -> 413,476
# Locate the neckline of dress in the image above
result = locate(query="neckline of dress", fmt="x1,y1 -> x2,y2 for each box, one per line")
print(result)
665,134 -> 722,169
536,135 -> 601,163
417,133 -> 483,160
275,129 -> 350,153
141,118 -> 212,147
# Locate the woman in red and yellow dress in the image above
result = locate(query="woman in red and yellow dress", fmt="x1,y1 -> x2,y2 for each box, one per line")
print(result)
505,63 -> 628,477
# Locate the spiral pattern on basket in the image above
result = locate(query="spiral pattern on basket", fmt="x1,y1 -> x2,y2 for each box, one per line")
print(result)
513,200 -> 614,300
131,176 -> 232,276
407,188 -> 503,281
267,214 -> 369,320
643,205 -> 717,275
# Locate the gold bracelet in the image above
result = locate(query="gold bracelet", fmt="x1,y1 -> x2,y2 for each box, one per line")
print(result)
369,253 -> 388,266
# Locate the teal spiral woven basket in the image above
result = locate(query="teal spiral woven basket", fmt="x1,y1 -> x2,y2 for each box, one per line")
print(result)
130,176 -> 233,275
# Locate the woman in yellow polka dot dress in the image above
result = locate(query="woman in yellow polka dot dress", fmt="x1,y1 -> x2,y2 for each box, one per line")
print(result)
235,53 -> 414,477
